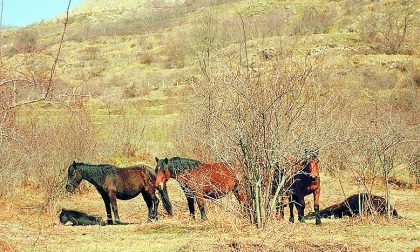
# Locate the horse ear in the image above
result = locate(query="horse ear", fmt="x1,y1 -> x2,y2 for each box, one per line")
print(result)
164,158 -> 169,165
73,160 -> 76,165
155,157 -> 159,163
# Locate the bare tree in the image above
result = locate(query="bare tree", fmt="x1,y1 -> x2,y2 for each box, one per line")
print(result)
184,19 -> 324,226
361,1 -> 417,54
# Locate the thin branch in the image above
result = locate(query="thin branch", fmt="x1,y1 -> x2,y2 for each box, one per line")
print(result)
2,0 -> 72,112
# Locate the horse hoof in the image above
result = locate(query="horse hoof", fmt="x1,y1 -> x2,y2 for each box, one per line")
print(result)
316,220 -> 321,225
289,218 -> 294,223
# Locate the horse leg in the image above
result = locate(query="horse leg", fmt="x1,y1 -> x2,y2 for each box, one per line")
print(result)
109,192 -> 120,224
297,195 -> 306,223
142,190 -> 159,221
100,192 -> 113,225
278,196 -> 287,219
314,188 -> 321,225
233,184 -> 248,217
195,193 -> 208,220
288,195 -> 295,223
185,192 -> 196,219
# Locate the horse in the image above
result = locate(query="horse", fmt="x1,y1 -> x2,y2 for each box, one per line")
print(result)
154,157 -> 247,220
65,161 -> 173,224
59,209 -> 105,226
305,193 -> 399,219
275,150 -> 321,225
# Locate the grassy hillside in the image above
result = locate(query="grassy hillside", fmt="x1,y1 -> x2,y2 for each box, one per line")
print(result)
3,0 -> 417,101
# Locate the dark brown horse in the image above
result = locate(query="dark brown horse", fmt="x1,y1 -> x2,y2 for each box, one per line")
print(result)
305,193 -> 399,219
154,157 -> 247,220
276,150 -> 321,225
59,209 -> 105,226
65,161 -> 173,224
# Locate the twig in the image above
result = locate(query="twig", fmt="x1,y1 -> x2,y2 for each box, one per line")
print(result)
2,0 -> 73,112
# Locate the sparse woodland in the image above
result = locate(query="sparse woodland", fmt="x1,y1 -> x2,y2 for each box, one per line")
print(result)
0,0 -> 419,251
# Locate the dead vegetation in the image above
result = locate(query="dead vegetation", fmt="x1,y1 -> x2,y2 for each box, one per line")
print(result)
0,0 -> 419,251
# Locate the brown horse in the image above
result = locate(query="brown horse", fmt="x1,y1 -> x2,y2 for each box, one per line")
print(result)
276,150 -> 321,225
154,157 -> 247,220
65,161 -> 173,224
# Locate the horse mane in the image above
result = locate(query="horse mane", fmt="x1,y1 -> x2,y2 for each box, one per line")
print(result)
73,162 -> 117,184
167,157 -> 203,175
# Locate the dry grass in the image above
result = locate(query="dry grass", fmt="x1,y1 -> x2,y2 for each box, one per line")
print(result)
0,173 -> 419,252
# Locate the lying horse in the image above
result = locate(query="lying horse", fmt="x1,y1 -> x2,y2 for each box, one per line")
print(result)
154,157 -> 247,220
65,161 -> 173,224
60,209 -> 105,226
275,150 -> 321,225
305,193 -> 399,219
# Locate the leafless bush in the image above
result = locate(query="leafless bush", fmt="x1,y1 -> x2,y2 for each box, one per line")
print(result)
162,32 -> 187,69
138,51 -> 155,65
360,1 -> 417,54
0,101 -> 100,205
293,6 -> 337,35
183,38 -> 326,226
323,100 -> 419,217
344,0 -> 366,16
12,29 -> 39,54
248,9 -> 292,38
121,84 -> 138,99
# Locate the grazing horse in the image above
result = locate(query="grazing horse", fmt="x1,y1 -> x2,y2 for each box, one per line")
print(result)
305,193 -> 399,219
276,150 -> 321,225
59,209 -> 105,226
65,161 -> 173,224
154,157 -> 247,220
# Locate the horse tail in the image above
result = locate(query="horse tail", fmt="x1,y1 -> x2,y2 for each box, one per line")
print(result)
157,184 -> 173,216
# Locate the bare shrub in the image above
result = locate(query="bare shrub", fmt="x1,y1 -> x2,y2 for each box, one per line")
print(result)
183,42 -> 325,226
293,6 -> 337,35
162,32 -> 187,69
322,99 -> 419,217
248,9 -> 292,38
121,84 -> 138,99
138,51 -> 155,65
360,1 -> 417,54
13,29 -> 39,53
344,0 -> 366,16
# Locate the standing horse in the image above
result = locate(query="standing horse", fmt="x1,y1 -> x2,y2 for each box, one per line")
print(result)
154,157 -> 247,220
276,150 -> 321,225
65,161 -> 173,224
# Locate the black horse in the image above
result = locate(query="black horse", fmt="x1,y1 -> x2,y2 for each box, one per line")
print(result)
305,193 -> 399,219
60,209 -> 105,226
65,161 -> 173,224
273,150 -> 321,225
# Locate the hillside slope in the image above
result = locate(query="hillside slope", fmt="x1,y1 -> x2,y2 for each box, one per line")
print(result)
3,0 -> 418,103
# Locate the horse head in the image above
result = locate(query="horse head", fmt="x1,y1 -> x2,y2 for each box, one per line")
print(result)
65,161 -> 82,193
154,157 -> 171,190
303,149 -> 319,181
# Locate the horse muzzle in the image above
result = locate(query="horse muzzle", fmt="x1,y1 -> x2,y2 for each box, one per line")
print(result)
310,175 -> 318,181
65,184 -> 75,193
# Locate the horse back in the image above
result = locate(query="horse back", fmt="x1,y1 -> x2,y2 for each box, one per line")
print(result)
108,165 -> 156,199
182,162 -> 240,197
